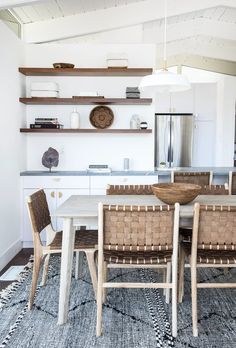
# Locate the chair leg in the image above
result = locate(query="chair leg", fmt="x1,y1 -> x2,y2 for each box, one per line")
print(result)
96,254 -> 103,336
178,247 -> 186,303
41,254 -> 50,286
28,253 -> 42,310
172,261 -> 178,338
102,261 -> 108,303
165,262 -> 171,304
85,250 -> 97,299
75,251 -> 84,280
191,261 -> 198,337
162,268 -> 167,296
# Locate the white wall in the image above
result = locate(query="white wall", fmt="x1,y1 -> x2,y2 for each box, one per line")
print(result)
24,44 -> 156,171
23,45 -> 236,169
0,20 -> 26,271
215,76 -> 236,166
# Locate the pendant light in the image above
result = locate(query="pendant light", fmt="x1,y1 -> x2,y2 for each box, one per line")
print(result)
139,0 -> 190,93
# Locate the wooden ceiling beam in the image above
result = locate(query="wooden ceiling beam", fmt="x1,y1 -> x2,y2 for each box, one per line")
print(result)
158,54 -> 236,76
22,0 -> 236,43
0,0 -> 43,9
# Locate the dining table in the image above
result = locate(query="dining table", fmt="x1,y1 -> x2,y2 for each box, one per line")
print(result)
54,194 -> 236,325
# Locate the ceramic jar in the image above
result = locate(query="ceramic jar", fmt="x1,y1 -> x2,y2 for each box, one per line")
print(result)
70,109 -> 80,129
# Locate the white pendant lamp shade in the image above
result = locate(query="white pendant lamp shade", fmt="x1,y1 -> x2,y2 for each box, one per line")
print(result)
139,0 -> 191,94
139,69 -> 191,93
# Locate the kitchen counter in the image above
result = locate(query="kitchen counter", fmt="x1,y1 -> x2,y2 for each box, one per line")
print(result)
20,167 -> 236,176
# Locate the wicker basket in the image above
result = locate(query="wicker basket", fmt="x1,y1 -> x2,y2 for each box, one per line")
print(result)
152,183 -> 201,205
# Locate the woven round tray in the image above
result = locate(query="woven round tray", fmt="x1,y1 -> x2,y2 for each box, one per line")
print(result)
89,106 -> 114,129
53,63 -> 75,68
152,183 -> 201,205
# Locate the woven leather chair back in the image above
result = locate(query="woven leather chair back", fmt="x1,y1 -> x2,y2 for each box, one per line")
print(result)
28,189 -> 51,234
174,172 -> 210,186
106,184 -> 153,195
103,205 -> 174,251
199,185 -> 228,195
231,172 -> 236,195
197,205 -> 236,250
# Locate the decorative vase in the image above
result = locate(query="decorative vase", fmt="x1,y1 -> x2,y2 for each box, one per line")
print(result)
70,109 -> 80,129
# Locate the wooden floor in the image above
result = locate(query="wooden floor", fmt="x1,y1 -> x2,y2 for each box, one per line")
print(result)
0,248 -> 33,292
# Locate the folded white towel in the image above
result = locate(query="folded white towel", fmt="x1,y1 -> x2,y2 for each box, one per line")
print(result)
31,90 -> 59,98
31,82 -> 59,92
107,59 -> 128,68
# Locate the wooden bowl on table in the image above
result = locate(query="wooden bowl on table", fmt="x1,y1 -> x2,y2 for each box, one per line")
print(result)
151,183 -> 201,205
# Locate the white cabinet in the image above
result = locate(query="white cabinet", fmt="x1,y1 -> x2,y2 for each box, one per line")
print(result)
192,121 -> 215,166
21,176 -> 89,246
90,175 -> 158,194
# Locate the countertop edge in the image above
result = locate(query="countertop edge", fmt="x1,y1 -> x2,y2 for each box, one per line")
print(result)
20,168 -> 236,176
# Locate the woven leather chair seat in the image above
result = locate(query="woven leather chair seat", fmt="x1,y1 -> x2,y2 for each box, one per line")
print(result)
182,242 -> 236,264
104,249 -> 172,264
174,171 -> 210,186
106,184 -> 153,195
49,229 -> 98,250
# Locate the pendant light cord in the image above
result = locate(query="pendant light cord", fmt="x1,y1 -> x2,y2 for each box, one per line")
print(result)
163,0 -> 167,70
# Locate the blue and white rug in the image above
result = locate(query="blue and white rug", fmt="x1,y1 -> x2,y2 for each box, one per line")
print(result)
0,256 -> 235,348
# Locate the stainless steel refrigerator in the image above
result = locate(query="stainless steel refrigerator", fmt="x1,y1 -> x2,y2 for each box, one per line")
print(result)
154,113 -> 194,169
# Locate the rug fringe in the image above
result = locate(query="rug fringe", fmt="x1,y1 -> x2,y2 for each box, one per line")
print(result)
0,256 -> 34,310
0,256 -> 55,348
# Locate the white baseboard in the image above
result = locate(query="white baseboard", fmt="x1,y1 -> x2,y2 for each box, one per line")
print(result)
0,239 -> 22,272
22,241 -> 33,248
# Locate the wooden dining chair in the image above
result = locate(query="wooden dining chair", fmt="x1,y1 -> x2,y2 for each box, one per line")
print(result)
171,171 -> 212,186
27,189 -> 98,309
96,203 -> 180,337
106,184 -> 174,298
179,184 -> 229,243
199,184 -> 229,195
106,184 -> 154,195
229,171 -> 236,194
179,203 -> 236,336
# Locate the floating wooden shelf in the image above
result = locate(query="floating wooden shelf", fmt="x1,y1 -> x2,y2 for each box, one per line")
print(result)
19,67 -> 153,76
19,97 -> 152,105
20,128 -> 152,134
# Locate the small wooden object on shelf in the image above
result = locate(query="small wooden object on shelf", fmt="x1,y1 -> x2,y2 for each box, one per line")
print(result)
89,106 -> 114,129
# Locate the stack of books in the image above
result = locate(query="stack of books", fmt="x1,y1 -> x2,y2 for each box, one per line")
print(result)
87,164 -> 111,173
126,87 -> 140,99
30,118 -> 63,129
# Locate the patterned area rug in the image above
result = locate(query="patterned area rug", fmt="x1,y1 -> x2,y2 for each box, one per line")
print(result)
0,256 -> 235,348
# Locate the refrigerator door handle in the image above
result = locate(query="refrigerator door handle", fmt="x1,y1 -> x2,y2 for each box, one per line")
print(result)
167,120 -> 171,166
167,119 -> 174,166
170,120 -> 174,163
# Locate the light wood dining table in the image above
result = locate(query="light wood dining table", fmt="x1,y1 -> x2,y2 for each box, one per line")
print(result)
55,194 -> 236,325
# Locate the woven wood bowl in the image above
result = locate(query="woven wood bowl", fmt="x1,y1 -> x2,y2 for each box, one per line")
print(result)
152,183 -> 201,205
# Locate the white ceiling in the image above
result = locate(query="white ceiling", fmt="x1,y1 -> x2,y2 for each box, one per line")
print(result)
11,0 -> 145,23
3,0 -> 236,72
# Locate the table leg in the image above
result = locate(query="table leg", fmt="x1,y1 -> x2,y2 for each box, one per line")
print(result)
58,217 -> 75,325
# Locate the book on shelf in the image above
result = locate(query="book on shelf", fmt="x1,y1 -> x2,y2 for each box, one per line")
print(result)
35,118 -> 59,124
86,164 -> 111,173
30,124 -> 63,129
35,117 -> 58,121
